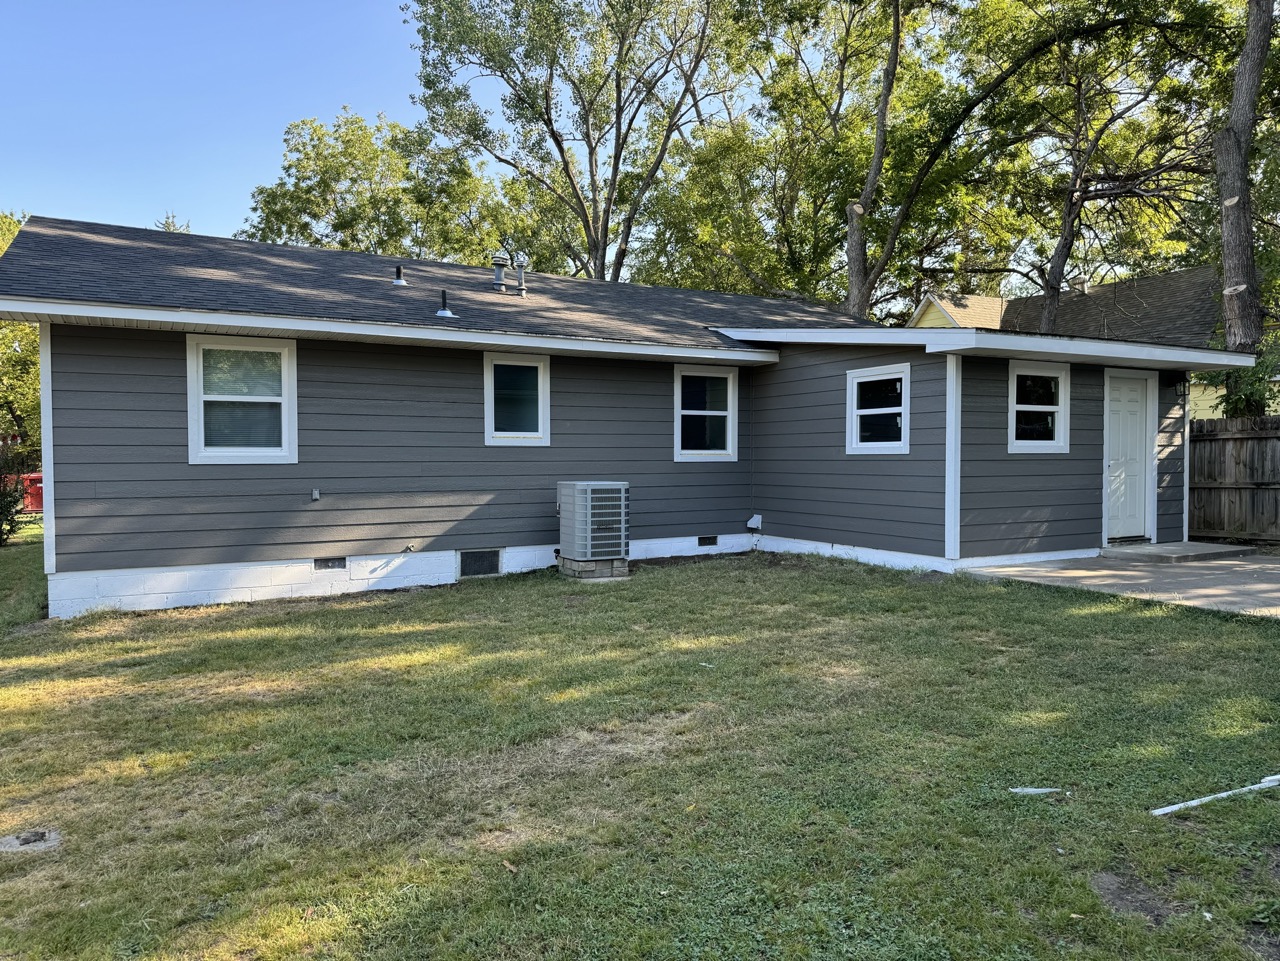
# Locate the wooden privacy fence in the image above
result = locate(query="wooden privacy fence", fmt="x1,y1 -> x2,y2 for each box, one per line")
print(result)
1190,415 -> 1280,541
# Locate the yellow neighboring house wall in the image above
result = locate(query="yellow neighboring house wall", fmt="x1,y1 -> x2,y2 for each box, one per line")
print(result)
912,301 -> 956,327
1189,382 -> 1280,419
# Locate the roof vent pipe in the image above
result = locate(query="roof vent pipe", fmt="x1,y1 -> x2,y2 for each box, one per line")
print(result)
492,252 -> 510,292
1068,276 -> 1089,296
436,289 -> 457,318
394,265 -> 408,286
514,254 -> 528,297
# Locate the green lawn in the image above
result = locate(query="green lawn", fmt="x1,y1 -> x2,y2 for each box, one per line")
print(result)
2,548 -> 1279,959
0,517 -> 46,633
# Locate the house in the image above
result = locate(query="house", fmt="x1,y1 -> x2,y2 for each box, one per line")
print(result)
0,218 -> 1253,618
909,268 -> 1275,418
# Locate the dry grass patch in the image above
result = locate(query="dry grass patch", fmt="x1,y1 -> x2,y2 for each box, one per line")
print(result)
2,554 -> 1280,960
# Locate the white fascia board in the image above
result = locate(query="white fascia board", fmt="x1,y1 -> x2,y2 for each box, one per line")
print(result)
718,327 -> 935,346
0,298 -> 780,365
714,326 -> 1254,371
949,330 -> 1255,371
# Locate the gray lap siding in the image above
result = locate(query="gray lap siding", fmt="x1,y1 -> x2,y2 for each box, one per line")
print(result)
959,359 -> 1104,557
1156,374 -> 1187,543
50,327 -> 1187,576
752,346 -> 947,556
50,326 -> 751,573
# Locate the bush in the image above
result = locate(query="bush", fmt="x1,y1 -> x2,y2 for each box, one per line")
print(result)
0,449 -> 29,546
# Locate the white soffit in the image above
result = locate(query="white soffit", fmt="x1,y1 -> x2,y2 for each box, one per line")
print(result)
0,298 -> 781,365
715,327 -> 1255,372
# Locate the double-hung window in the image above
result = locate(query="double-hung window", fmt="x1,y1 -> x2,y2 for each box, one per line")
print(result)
674,365 -> 737,462
846,363 -> 910,455
187,335 -> 297,465
1008,361 -> 1070,453
484,352 -> 550,445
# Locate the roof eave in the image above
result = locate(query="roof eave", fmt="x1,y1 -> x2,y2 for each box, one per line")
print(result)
0,297 -> 781,365
714,326 -> 1254,371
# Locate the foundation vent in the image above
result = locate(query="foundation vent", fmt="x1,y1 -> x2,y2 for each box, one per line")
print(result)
460,549 -> 501,577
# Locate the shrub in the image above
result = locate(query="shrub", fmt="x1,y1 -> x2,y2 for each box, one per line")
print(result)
0,448 -> 28,546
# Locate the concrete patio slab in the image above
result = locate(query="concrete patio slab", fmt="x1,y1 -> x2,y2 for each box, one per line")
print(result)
971,551 -> 1280,617
1100,542 -> 1256,563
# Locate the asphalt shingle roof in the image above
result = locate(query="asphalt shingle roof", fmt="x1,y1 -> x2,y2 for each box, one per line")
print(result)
933,267 -> 1222,348
0,217 -> 865,351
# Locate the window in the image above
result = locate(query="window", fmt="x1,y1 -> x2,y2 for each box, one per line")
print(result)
674,365 -> 738,462
1008,361 -> 1070,453
484,353 -> 550,445
186,335 -> 297,465
846,363 -> 910,455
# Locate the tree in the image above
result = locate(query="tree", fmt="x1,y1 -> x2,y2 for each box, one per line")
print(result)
0,210 -> 20,254
949,1 -> 1224,331
238,109 -> 504,264
0,211 -> 38,447
1215,0 -> 1274,354
409,0 -> 742,280
155,212 -> 191,232
1198,331 -> 1280,416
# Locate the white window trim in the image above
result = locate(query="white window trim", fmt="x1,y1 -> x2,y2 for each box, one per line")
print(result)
186,334 -> 298,465
674,365 -> 738,463
846,363 -> 911,455
1008,361 -> 1070,454
484,352 -> 551,446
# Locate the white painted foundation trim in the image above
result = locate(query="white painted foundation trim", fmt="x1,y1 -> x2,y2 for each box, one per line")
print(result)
45,534 -> 756,618
38,322 -> 55,575
628,533 -> 755,560
754,534 -> 1100,574
46,532 -> 1099,619
47,550 -> 463,619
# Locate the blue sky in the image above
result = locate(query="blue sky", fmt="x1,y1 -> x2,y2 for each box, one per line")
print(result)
2,2 -> 425,238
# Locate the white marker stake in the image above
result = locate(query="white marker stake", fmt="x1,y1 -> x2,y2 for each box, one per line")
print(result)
1151,774 -> 1280,817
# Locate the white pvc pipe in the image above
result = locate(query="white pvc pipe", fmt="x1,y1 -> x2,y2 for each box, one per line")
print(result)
1151,774 -> 1280,817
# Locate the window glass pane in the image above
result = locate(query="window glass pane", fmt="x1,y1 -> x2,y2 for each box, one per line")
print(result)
1014,410 -> 1056,441
681,375 -> 728,412
493,363 -> 540,433
204,401 -> 283,448
857,377 -> 902,411
681,413 -> 728,451
203,348 -> 282,397
1015,373 -> 1058,407
858,412 -> 902,443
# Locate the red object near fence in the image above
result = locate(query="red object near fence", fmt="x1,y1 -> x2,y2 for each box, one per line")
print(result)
20,474 -> 42,513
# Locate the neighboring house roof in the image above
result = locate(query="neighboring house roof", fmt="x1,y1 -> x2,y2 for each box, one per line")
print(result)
926,294 -> 1007,330
0,217 -> 864,354
912,267 -> 1222,349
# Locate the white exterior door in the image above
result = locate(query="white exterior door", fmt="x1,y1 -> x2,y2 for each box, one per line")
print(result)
1107,375 -> 1150,539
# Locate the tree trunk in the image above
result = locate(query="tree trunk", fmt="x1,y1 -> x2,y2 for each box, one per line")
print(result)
1216,0 -> 1272,353
1,399 -> 25,443
1039,196 -> 1080,334
844,0 -> 899,320
846,200 -> 871,318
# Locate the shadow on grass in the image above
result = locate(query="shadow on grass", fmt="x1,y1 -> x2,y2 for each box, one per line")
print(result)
2,555 -> 1280,959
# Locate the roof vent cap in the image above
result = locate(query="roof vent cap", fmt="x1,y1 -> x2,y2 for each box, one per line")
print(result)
393,265 -> 408,286
492,252 -> 510,292
514,254 -> 529,297
436,289 -> 457,318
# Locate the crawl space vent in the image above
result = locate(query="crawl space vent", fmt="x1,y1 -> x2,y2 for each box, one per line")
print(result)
460,549 -> 501,577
